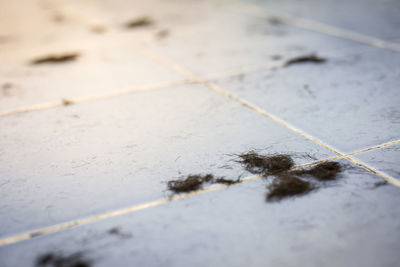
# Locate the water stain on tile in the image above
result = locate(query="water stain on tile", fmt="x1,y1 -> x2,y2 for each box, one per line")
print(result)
30,53 -> 79,65
284,54 -> 326,67
266,174 -> 315,201
124,17 -> 153,29
235,152 -> 294,175
35,251 -> 91,267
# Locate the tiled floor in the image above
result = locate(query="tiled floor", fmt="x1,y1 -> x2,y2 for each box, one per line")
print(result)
1,0 -> 399,266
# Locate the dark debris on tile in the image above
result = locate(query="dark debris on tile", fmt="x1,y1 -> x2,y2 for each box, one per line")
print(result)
30,53 -> 79,65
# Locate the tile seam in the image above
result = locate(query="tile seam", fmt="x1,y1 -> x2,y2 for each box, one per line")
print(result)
135,46 -> 400,188
2,142 -> 399,248
226,2 -> 400,52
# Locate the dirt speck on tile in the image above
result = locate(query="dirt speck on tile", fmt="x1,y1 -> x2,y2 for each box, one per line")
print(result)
108,227 -> 132,239
90,25 -> 107,34
30,53 -> 79,65
284,54 -> 326,67
0,35 -> 11,43
124,17 -> 153,29
2,82 -> 12,90
301,84 -> 316,98
62,99 -> 74,106
167,174 -> 214,193
35,251 -> 92,267
236,152 -> 294,175
2,82 -> 13,96
372,180 -> 388,189
30,232 -> 42,238
266,174 -> 314,201
156,29 -> 169,39
271,55 -> 282,61
292,161 -> 342,181
268,16 -> 283,25
108,227 -> 121,235
52,13 -> 65,23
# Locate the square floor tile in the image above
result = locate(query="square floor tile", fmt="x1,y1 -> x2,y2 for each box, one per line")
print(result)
238,0 -> 400,39
145,9 -> 367,76
0,83 -> 335,238
212,47 -> 400,153
0,160 -> 398,267
0,37 -> 183,113
353,143 -> 400,180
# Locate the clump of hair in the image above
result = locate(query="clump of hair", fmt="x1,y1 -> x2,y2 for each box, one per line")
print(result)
266,174 -> 314,201
284,54 -> 326,67
35,251 -> 91,267
213,177 -> 241,185
124,17 -> 153,28
167,174 -> 214,193
30,53 -> 79,65
236,152 -> 294,175
292,161 -> 342,181
167,173 -> 243,193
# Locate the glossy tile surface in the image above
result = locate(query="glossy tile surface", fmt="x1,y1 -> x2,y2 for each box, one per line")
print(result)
242,0 -> 400,39
213,47 -> 400,153
0,2 -> 183,113
1,161 -> 399,267
0,83 -> 335,238
354,143 -> 400,180
1,0 -> 400,266
145,8 -> 368,76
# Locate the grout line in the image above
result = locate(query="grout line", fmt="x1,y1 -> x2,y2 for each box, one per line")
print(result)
135,46 -> 400,188
137,46 -> 343,157
0,64 -> 280,118
0,1 -> 398,248
0,64 -> 281,118
0,101 -> 63,117
0,81 -> 188,117
346,139 -> 400,157
0,39 -> 382,119
291,139 -> 400,172
203,82 -> 400,187
226,2 -> 400,52
0,180 -> 251,247
200,62 -> 281,80
2,139 -> 399,248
